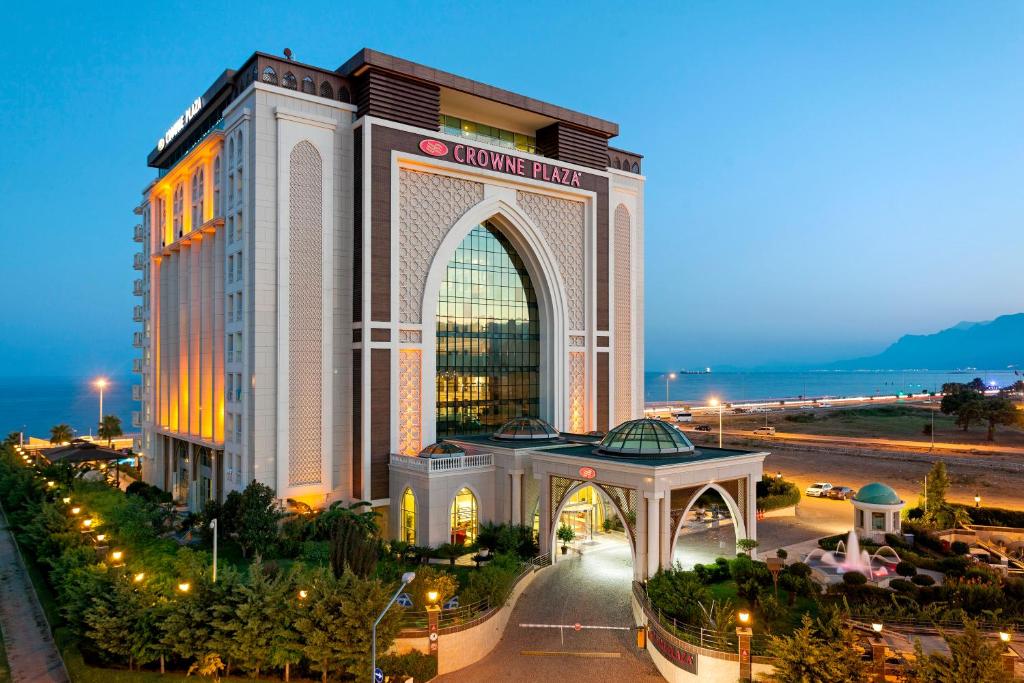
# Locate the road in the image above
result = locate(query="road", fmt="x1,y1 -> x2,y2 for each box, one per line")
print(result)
434,539 -> 662,682
706,427 -> 1024,457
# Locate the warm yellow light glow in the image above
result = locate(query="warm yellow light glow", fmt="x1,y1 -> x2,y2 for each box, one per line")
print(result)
134,572 -> 146,583
62,497 -> 71,504
46,480 -> 55,488
95,377 -> 108,390
737,611 -> 750,625
178,582 -> 191,593
96,534 -> 107,542
427,590 -> 439,604
709,397 -> 719,407
82,518 -> 94,528
298,590 -> 308,600
71,507 -> 81,515
110,550 -> 123,562
669,372 -> 676,379
872,623 -> 883,634
1000,631 -> 1012,643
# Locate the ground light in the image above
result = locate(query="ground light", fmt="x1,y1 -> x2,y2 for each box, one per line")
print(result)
133,572 -> 145,583
736,610 -> 753,682
298,590 -> 308,600
872,622 -> 883,640
1000,631 -> 1011,643
975,493 -> 982,508
95,534 -> 106,542
70,507 -> 81,515
62,497 -> 71,504
178,582 -> 191,593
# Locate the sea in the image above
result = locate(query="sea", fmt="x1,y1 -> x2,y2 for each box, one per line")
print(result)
0,370 -> 1019,439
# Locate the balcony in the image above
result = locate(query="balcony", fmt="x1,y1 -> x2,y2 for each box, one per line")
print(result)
132,304 -> 144,322
133,252 -> 146,270
389,452 -> 494,474
132,331 -> 145,348
131,384 -> 143,401
133,224 -> 144,242
132,357 -> 145,373
131,411 -> 142,428
133,279 -> 145,296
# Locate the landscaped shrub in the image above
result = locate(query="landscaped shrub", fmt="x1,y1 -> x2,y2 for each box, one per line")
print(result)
379,651 -> 438,682
647,566 -> 711,623
959,505 -> 1024,528
460,553 -> 520,607
938,556 -> 970,577
911,574 -> 935,586
884,533 -> 911,549
896,561 -> 917,577
818,533 -> 848,551
950,540 -> 970,555
906,507 -> 925,520
756,475 -> 801,511
787,562 -> 812,579
842,571 -> 867,586
693,557 -> 731,584
889,578 -> 917,593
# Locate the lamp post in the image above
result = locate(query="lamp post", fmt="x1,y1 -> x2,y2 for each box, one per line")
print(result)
736,610 -> 752,682
974,493 -> 981,509
210,519 -> 218,582
372,571 -> 415,683
665,372 -> 676,405
1000,631 -> 1016,677
871,623 -> 885,682
426,589 -> 442,662
709,397 -> 723,448
94,377 -> 108,431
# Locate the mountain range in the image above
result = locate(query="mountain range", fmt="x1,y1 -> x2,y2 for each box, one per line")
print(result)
829,313 -> 1024,371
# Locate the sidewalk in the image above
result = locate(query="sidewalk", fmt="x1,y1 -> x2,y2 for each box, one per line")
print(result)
0,504 -> 69,682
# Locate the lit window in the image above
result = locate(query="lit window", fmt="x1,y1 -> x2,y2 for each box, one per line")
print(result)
450,487 -> 478,545
173,184 -> 183,237
872,511 -> 885,531
438,114 -> 536,154
401,488 -> 416,544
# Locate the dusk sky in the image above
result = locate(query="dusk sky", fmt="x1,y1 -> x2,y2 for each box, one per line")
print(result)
1,1 -> 1021,378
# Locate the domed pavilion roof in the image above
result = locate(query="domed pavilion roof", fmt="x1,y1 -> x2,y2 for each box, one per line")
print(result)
493,417 -> 560,441
596,418 -> 695,456
853,482 -> 903,506
417,442 -> 466,458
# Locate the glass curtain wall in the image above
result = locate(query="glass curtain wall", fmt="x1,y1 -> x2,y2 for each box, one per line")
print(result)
436,222 -> 540,436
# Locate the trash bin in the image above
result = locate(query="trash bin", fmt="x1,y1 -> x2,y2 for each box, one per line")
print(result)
636,625 -> 646,649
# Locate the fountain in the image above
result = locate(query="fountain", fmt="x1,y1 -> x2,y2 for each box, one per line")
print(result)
804,530 -> 902,585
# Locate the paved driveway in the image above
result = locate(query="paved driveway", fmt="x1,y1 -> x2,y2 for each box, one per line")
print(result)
435,539 -> 662,682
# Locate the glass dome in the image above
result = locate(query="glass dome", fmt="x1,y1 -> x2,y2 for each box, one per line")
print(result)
853,482 -> 902,506
596,418 -> 695,456
417,442 -> 466,459
493,417 -> 559,441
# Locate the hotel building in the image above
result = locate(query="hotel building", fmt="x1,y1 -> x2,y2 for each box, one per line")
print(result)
132,48 -> 763,578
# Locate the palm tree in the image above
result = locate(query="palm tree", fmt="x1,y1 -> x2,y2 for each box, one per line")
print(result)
98,415 -> 123,447
49,424 -> 73,444
4,431 -> 21,446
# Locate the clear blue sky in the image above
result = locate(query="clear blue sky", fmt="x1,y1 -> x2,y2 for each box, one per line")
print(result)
1,1 -> 1021,378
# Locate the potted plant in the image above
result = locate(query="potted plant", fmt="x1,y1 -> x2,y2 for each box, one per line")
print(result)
557,524 -> 576,555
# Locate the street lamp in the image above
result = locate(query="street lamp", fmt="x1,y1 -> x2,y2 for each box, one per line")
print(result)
177,582 -> 191,593
94,377 -> 109,431
871,622 -> 883,640
665,372 -> 676,405
736,611 -> 753,682
372,572 -> 416,683
975,493 -> 981,509
209,519 -> 218,582
709,397 -> 724,448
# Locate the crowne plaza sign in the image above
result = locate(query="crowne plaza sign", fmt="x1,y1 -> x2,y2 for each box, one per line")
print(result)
418,138 -> 584,188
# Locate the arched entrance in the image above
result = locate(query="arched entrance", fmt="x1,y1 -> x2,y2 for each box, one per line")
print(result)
450,486 -> 479,545
549,482 -> 636,578
400,487 -> 416,544
671,483 -> 746,569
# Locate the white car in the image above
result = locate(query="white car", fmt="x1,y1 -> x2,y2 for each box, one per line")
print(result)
805,482 -> 833,497
753,426 -> 776,435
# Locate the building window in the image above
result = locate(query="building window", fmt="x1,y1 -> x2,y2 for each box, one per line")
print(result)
439,114 -> 536,154
631,162 -> 640,173
338,85 -> 351,103
856,509 -> 864,528
282,72 -> 297,90
227,255 -> 234,283
302,76 -> 315,94
319,82 -> 333,99
213,155 -> 221,216
892,511 -> 900,530
236,252 -> 243,281
872,511 -> 885,531
262,66 -> 277,85
401,488 -> 416,545
436,222 -> 540,437
450,487 -> 478,545
173,184 -> 183,237
191,167 -> 204,228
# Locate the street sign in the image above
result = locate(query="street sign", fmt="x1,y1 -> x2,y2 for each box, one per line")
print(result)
374,667 -> 383,683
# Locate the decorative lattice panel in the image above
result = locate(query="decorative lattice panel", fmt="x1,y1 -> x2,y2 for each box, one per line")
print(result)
569,352 -> 586,433
287,141 -> 323,486
550,475 -> 582,530
398,349 -> 422,456
398,170 -> 484,324
613,204 -> 633,423
595,483 -> 639,549
399,329 -> 422,344
669,485 -> 703,538
569,335 -> 585,348
516,191 -> 586,330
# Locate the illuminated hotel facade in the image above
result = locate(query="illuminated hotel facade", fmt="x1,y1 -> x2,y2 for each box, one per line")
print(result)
132,48 -> 762,576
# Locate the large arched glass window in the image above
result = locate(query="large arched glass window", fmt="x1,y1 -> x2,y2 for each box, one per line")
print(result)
450,487 -> 478,545
436,222 -> 540,436
401,487 -> 416,544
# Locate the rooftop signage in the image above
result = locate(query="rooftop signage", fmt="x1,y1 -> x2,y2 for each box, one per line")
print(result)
418,137 -> 583,188
157,97 -> 204,152
579,466 -> 597,479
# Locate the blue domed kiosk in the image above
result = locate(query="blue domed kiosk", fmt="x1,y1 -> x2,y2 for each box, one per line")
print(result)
851,482 -> 905,542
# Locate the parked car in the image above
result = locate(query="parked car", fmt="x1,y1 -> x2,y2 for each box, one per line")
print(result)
805,482 -> 834,497
753,426 -> 776,435
694,424 -> 712,432
827,486 -> 855,500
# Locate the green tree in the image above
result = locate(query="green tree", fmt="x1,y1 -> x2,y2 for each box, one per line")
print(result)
647,566 -> 711,624
4,431 -> 21,446
98,414 -> 123,446
765,612 -> 867,682
268,570 -> 304,682
737,537 -> 760,556
83,573 -> 161,670
334,572 -> 404,680
232,481 -> 282,558
158,577 -> 215,667
293,567 -> 353,683
211,558 -> 279,678
981,396 -> 1021,441
329,514 -> 380,578
49,423 -> 73,444
905,620 -> 1010,682
922,460 -> 949,519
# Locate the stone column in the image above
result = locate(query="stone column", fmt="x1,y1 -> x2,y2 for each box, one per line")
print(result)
645,492 -> 663,578
510,470 -> 523,525
871,640 -> 886,682
537,473 -> 551,556
746,473 -> 758,543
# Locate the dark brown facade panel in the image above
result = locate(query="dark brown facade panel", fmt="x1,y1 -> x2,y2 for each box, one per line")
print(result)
596,188 -> 609,331
352,133 -> 363,322
370,328 -> 390,342
352,328 -> 362,343
369,130 -> 392,321
596,352 -> 609,432
356,71 -> 440,131
596,335 -> 609,348
370,348 -> 391,500
352,353 -> 362,498
537,122 -> 609,170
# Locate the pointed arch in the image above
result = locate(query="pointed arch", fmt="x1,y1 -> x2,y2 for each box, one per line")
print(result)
419,194 -> 570,445
670,482 -> 747,556
549,480 -> 638,574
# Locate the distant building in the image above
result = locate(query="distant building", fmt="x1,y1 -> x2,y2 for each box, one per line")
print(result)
131,48 -> 763,575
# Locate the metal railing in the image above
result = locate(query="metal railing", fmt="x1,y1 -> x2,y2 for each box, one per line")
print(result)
133,224 -> 144,242
133,279 -> 145,296
389,452 -> 494,473
133,252 -> 146,270
131,411 -> 142,428
132,305 -> 145,322
132,357 -> 145,373
132,331 -> 145,348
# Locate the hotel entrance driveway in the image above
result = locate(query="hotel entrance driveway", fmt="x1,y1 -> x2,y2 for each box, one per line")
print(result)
434,538 -> 662,682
